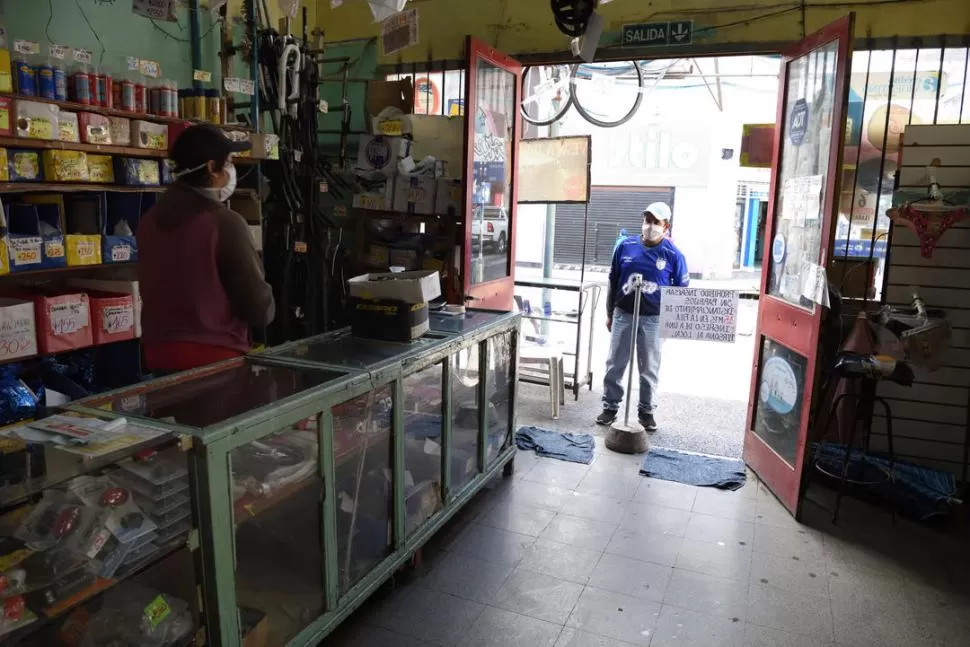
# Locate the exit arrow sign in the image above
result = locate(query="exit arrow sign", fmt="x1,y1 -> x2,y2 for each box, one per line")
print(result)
669,20 -> 693,44
622,20 -> 694,47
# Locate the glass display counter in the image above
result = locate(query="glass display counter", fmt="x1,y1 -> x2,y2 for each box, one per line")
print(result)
54,309 -> 519,646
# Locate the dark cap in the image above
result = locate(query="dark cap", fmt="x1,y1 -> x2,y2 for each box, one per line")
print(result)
169,123 -> 250,174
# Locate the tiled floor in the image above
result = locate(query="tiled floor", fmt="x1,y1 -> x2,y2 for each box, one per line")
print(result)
327,444 -> 970,646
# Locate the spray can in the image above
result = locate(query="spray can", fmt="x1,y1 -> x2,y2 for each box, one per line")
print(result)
134,79 -> 147,113
120,76 -> 136,112
96,70 -> 113,109
71,64 -> 91,105
14,56 -> 36,96
52,60 -> 67,101
162,80 -> 178,117
148,84 -> 161,115
36,59 -> 55,99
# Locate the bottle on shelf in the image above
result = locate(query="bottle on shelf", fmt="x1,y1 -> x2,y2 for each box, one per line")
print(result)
120,74 -> 136,113
15,54 -> 36,97
36,57 -> 55,100
206,89 -> 222,124
52,58 -> 68,101
134,77 -> 147,114
96,69 -> 113,109
71,63 -> 92,105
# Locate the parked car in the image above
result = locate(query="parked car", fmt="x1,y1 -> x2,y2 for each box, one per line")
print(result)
471,206 -> 509,253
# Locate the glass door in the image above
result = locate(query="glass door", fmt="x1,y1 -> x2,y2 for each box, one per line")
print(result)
744,15 -> 855,516
462,36 -> 522,310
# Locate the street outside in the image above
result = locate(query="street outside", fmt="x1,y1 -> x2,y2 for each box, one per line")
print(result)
515,263 -> 760,458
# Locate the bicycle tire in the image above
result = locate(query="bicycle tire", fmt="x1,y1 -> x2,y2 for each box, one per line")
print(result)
570,61 -> 644,128
519,64 -> 575,127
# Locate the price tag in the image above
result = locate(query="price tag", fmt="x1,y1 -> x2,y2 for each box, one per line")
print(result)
193,69 -> 212,82
294,241 -> 308,253
127,56 -> 140,71
0,306 -> 36,360
318,99 -> 329,113
14,40 -> 40,56
73,48 -> 93,64
378,119 -> 403,136
223,77 -> 241,93
12,238 -> 42,267
319,181 -> 329,193
49,44 -> 69,60
238,79 -> 255,96
111,246 -> 132,262
50,301 -> 87,336
139,59 -> 161,78
103,305 -> 134,334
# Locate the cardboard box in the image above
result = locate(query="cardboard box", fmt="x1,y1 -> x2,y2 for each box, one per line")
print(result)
389,248 -> 420,270
0,298 -> 38,361
353,178 -> 395,211
8,149 -> 42,182
349,297 -> 430,341
15,101 -> 58,140
394,175 -> 435,215
68,279 -> 141,337
58,111 -> 80,143
348,270 -> 441,303
114,158 -> 160,186
132,120 -> 168,150
78,112 -> 111,145
43,150 -> 90,182
435,179 -> 462,216
366,244 -> 390,268
33,292 -> 93,354
356,135 -> 411,176
367,78 -> 413,118
108,117 -> 132,147
0,97 -> 11,137
250,133 -> 280,160
87,155 -> 114,183
89,293 -> 136,345
66,235 -> 102,266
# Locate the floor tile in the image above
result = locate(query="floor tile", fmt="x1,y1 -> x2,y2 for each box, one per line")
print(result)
519,538 -> 603,585
620,503 -> 691,537
749,551 -> 829,598
554,627 -> 640,647
746,582 -> 833,640
742,623 -> 835,647
539,513 -> 618,551
606,527 -> 684,567
751,524 -> 825,561
327,624 -> 436,647
684,512 -> 755,545
692,488 -> 758,522
575,470 -> 643,500
753,490 -> 802,529
565,586 -> 662,646
373,586 -> 485,645
449,523 -> 537,566
522,460 -> 591,490
561,491 -> 629,525
632,478 -> 699,511
650,604 -> 745,647
587,450 -> 643,475
587,552 -> 672,602
663,568 -> 748,620
461,606 -> 561,647
489,566 -> 585,624
477,502 -> 558,537
421,551 -> 514,603
676,538 -> 752,581
496,482 -> 572,512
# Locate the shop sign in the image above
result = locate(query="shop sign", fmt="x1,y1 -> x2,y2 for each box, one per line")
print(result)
789,99 -> 809,146
622,20 -> 693,46
760,357 -> 799,415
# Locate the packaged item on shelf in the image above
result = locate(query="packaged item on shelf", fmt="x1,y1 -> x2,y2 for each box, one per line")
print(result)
95,69 -> 113,109
357,134 -> 411,176
353,177 -> 395,211
14,56 -> 36,96
86,154 -> 115,183
108,116 -> 132,147
89,292 -> 136,345
435,178 -> 462,216
0,148 -> 8,181
7,149 -> 42,182
14,101 -> 58,140
119,75 -> 136,112
58,110 -> 81,143
113,157 -> 160,186
224,129 -> 251,156
347,270 -> 441,341
393,174 -> 436,215
78,112 -> 111,145
250,133 -> 280,160
134,78 -> 148,114
0,97 -> 11,136
7,202 -> 65,270
102,194 -> 139,263
52,59 -> 67,101
36,59 -> 55,99
42,150 -> 90,182
70,64 -> 92,105
0,49 -> 13,93
366,243 -> 390,268
389,247 -> 420,270
0,299 -> 39,362
68,278 -> 142,336
131,120 -> 168,150
160,159 -> 173,185
32,291 -> 93,353
205,89 -> 222,124
65,194 -> 104,266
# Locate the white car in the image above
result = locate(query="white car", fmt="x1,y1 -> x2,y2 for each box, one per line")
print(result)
471,206 -> 509,253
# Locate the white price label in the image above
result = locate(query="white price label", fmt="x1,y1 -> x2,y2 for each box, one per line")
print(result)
50,301 -> 87,336
193,69 -> 212,82
139,59 -> 161,78
103,305 -> 134,334
127,56 -> 140,71
111,246 -> 132,262
49,44 -> 69,60
14,40 -> 40,55
0,310 -> 36,359
73,48 -> 93,64
238,79 -> 255,96
223,77 -> 241,93
318,99 -> 329,113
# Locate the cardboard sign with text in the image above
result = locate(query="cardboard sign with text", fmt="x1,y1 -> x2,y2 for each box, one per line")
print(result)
660,287 -> 739,343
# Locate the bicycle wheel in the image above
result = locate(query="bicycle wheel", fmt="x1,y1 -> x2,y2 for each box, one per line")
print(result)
520,64 -> 575,127
570,60 -> 644,128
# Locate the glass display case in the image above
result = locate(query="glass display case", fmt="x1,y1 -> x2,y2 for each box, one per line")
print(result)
47,309 -> 519,646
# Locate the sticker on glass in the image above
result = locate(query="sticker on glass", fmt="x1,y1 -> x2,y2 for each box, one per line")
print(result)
760,356 -> 798,415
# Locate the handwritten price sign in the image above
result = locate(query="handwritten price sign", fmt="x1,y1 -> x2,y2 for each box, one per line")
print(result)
0,305 -> 37,360
49,300 -> 88,336
103,305 -> 134,334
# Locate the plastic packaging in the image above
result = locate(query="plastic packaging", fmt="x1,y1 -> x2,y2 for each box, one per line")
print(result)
71,65 -> 91,105
36,60 -> 55,99
14,57 -> 36,96
78,584 -> 193,647
52,60 -> 67,101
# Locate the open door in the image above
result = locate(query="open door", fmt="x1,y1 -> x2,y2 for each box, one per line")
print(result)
461,36 -> 523,310
744,15 -> 855,516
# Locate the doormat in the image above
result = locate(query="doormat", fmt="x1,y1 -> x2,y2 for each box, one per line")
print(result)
515,426 -> 594,464
640,447 -> 746,490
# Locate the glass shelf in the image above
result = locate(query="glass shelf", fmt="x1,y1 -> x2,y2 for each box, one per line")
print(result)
268,330 -> 448,371
429,309 -> 508,335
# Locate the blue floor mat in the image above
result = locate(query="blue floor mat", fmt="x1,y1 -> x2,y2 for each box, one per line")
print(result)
515,426 -> 595,464
640,446 -> 747,490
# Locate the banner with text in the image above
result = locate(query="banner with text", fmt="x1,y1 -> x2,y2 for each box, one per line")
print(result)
659,287 -> 739,343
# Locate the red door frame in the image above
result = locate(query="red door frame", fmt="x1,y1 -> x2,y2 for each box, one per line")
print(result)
744,15 -> 855,515
461,36 -> 523,311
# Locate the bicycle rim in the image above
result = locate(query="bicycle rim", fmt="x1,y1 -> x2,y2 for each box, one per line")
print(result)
520,64 -> 575,127
570,61 -> 644,128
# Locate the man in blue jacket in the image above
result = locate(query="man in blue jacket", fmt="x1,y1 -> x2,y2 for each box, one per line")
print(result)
597,202 -> 689,431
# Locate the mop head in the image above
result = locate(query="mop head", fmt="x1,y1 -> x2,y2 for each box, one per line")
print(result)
605,421 -> 649,454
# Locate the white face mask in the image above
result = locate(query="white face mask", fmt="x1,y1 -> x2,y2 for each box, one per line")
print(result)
202,163 -> 236,203
642,223 -> 665,241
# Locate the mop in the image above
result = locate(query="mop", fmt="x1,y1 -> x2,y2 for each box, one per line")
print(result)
605,275 -> 650,455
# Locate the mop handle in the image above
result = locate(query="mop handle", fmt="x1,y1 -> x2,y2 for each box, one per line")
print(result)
624,276 -> 643,426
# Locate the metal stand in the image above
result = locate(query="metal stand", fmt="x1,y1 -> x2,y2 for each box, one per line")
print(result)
606,276 -> 649,455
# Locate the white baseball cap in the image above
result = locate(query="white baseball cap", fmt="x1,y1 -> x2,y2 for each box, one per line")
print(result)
643,202 -> 672,222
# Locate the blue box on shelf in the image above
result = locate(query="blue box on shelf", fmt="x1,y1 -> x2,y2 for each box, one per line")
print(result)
103,193 -> 142,263
7,149 -> 43,182
113,157 -> 160,186
6,202 -> 66,271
